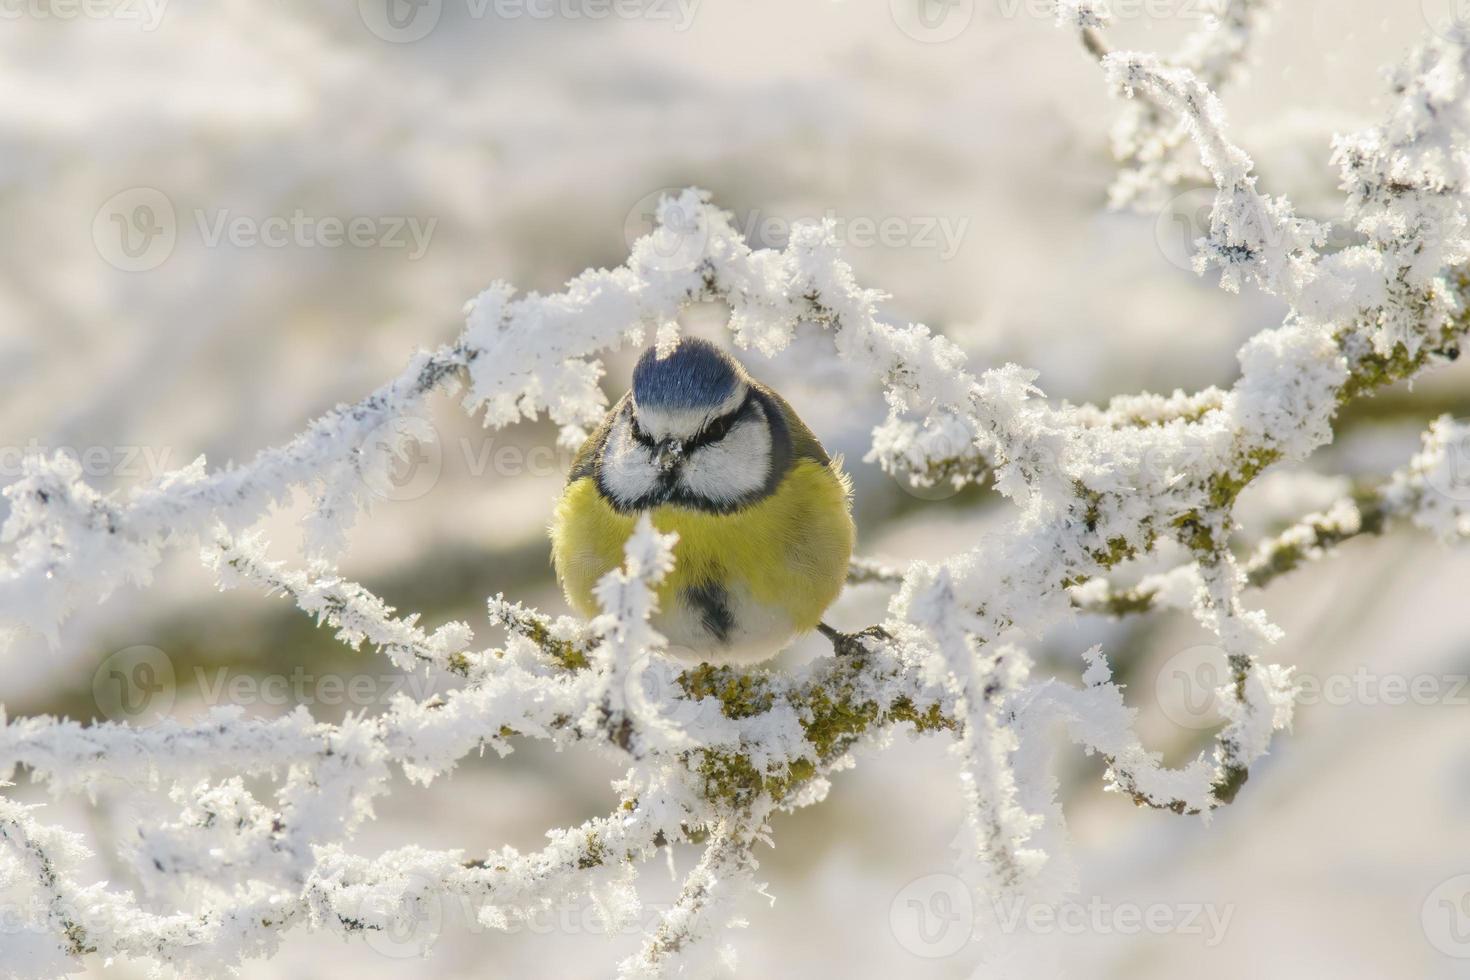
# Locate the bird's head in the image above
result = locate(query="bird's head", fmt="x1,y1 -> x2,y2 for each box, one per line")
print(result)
595,337 -> 785,512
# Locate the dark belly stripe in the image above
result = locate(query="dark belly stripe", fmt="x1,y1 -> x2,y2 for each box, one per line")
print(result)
684,582 -> 734,644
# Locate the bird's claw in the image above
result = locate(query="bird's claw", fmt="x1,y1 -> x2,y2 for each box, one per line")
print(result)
818,623 -> 892,657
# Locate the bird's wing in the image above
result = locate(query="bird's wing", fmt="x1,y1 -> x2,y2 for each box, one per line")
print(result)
567,391 -> 631,483
753,381 -> 831,466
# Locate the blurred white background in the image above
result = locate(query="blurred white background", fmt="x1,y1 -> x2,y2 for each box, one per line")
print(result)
4,1 -> 1470,977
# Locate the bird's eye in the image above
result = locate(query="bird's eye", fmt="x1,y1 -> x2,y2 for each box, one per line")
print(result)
701,414 -> 733,443
630,419 -> 655,447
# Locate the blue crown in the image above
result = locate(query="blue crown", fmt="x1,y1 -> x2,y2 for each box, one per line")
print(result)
631,337 -> 742,410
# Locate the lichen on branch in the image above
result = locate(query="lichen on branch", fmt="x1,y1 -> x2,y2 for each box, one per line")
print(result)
3,17 -> 1470,978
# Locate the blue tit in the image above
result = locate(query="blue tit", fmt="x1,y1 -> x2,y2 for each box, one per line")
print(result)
550,337 -> 855,665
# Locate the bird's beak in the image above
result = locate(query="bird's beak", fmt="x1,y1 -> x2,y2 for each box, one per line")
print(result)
654,439 -> 684,473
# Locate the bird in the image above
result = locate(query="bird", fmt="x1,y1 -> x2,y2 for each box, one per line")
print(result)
550,336 -> 855,666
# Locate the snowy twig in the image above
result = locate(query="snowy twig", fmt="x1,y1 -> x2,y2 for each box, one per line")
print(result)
3,25 -> 1470,976
1074,0 -> 1277,208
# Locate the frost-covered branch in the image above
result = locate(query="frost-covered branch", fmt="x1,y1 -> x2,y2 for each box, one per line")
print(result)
1073,417 -> 1470,615
207,532 -> 478,676
618,814 -> 768,979
1072,0 -> 1276,208
4,24 -> 1470,977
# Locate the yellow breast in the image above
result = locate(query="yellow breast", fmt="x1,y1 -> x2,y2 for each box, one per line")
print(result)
550,458 -> 855,653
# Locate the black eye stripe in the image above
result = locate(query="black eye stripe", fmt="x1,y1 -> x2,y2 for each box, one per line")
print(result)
625,391 -> 757,454
686,393 -> 756,450
627,411 -> 656,447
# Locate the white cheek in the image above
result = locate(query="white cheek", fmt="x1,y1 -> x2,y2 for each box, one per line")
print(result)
598,418 -> 660,506
679,417 -> 772,505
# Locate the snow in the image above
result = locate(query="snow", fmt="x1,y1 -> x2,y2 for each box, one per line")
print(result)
2,6 -> 1469,978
